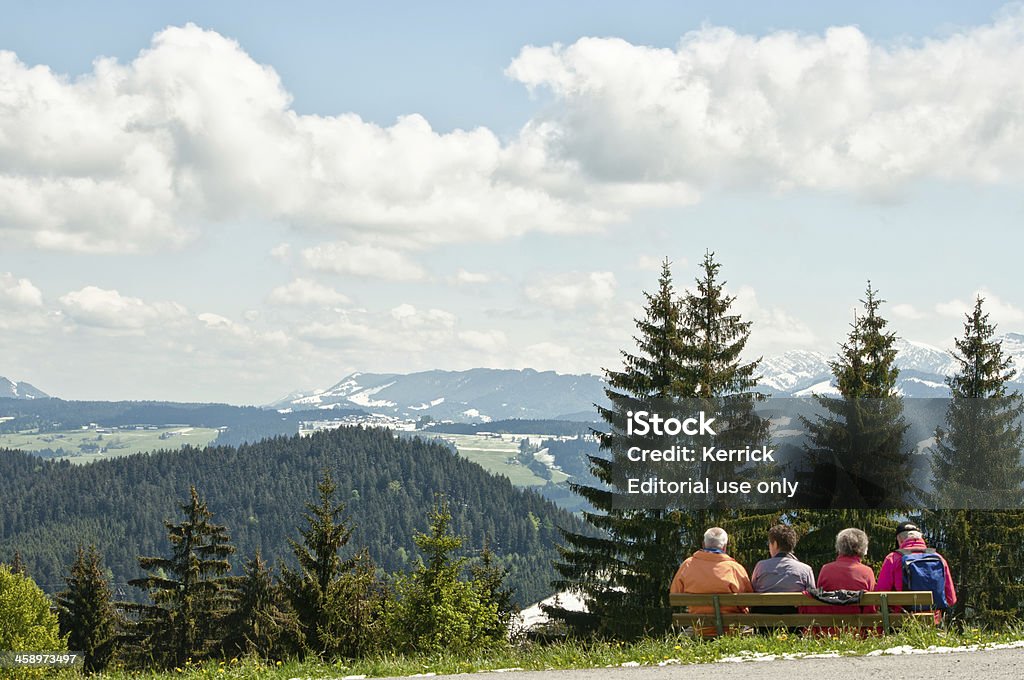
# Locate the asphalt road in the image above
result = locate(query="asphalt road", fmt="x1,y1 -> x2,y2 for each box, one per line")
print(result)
374,646 -> 1024,680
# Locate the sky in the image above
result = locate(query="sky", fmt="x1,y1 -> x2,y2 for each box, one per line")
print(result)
2,1 -> 1023,405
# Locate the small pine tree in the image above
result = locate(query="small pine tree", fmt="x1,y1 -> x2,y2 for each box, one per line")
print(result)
385,498 -> 505,654
280,471 -> 381,659
222,550 -> 302,659
125,486 -> 237,668
929,296 -> 1024,626
10,550 -> 26,576
57,545 -> 118,673
469,538 -> 515,641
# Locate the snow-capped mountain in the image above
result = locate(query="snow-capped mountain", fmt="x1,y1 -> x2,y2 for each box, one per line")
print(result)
1002,332 -> 1024,382
758,334 -> 1024,397
272,333 -> 1024,422
892,339 -> 959,376
756,350 -> 831,394
0,377 -> 49,400
269,368 -> 606,422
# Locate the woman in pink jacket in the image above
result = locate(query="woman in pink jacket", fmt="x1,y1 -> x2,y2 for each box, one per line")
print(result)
875,522 -> 957,623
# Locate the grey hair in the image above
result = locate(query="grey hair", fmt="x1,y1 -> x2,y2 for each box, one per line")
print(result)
835,528 -> 869,557
898,530 -> 923,544
704,527 -> 728,550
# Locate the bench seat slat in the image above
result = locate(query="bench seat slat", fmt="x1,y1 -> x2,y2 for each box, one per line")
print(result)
669,591 -> 933,608
673,613 -> 936,627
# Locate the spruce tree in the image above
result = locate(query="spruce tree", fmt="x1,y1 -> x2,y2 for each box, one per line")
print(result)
10,550 -> 26,575
546,259 -> 687,638
125,486 -> 237,668
795,283 -> 913,566
928,296 -> 1024,626
547,254 -> 769,637
469,538 -> 515,640
222,550 -> 302,659
677,251 -> 771,570
280,471 -> 381,659
57,545 -> 118,673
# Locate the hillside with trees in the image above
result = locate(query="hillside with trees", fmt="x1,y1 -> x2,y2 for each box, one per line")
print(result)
0,426 -> 587,606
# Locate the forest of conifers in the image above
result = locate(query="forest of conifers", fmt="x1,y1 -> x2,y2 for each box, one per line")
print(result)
0,426 -> 588,605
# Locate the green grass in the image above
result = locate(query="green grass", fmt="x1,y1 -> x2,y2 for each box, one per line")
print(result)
55,624 -> 1024,679
0,427 -> 220,464
420,433 -> 562,487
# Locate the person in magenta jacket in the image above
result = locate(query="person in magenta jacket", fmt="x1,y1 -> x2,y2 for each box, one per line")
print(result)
875,522 -> 957,622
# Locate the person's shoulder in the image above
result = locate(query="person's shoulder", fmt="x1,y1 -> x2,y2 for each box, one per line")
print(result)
730,558 -> 750,575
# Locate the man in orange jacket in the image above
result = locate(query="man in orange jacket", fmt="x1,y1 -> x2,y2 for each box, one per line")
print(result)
669,527 -> 752,636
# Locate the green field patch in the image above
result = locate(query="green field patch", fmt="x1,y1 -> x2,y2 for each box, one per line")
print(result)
420,433 -> 552,487
0,426 -> 220,464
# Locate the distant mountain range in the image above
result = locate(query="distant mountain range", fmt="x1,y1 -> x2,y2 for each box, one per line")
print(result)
272,334 -> 1024,420
0,376 -> 48,400
269,368 -> 606,422
758,334 -> 1024,398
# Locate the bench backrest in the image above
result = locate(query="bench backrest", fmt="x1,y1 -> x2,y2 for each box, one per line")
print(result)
670,591 -> 933,608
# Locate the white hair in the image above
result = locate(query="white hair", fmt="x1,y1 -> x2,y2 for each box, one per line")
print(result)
898,530 -> 923,544
703,527 -> 728,550
836,528 -> 869,557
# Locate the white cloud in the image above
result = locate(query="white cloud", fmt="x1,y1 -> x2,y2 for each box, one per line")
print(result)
507,12 -> 1024,195
936,290 -> 1024,325
0,25 -> 612,254
524,271 -> 617,310
458,329 -> 508,352
390,304 -> 456,329
268,278 -> 351,306
0,272 -> 43,307
635,255 -> 671,272
732,285 -> 818,352
198,312 -> 289,349
518,341 -> 576,370
302,242 -> 427,281
59,286 -> 187,329
270,243 -> 292,261
297,315 -> 371,342
891,303 -> 928,320
10,16 -> 1023,256
452,268 -> 493,285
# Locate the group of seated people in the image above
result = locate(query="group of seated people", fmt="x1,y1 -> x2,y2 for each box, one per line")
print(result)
668,522 -> 957,634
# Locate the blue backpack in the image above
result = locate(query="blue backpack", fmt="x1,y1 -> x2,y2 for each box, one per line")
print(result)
899,548 -> 949,610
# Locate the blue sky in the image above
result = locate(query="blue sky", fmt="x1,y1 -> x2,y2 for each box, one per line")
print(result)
1,2 -> 1022,403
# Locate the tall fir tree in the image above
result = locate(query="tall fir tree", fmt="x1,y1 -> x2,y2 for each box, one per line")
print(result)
546,258 -> 688,638
676,251 -> 771,571
280,471 -> 381,659
928,296 -> 1024,626
125,486 -> 237,668
795,283 -> 913,567
547,254 -> 769,638
57,545 -> 118,673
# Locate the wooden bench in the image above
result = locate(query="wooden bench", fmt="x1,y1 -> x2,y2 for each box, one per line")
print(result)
670,591 -> 936,636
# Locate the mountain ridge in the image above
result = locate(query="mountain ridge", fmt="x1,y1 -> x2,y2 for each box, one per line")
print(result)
0,376 -> 48,400
271,333 -> 1024,417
